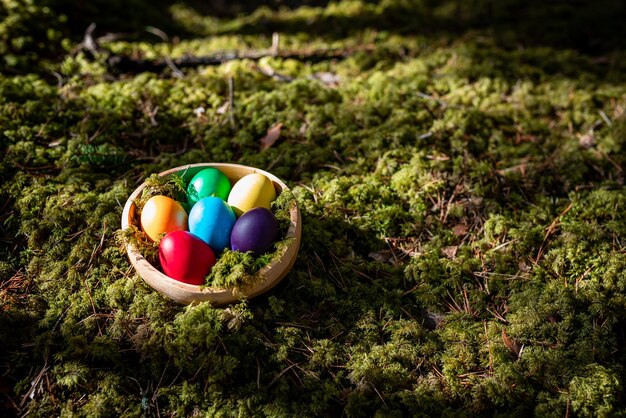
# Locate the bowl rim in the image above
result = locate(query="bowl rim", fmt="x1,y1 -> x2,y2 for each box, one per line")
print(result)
121,162 -> 301,305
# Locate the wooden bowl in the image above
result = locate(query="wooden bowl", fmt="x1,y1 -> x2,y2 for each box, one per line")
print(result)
121,163 -> 301,305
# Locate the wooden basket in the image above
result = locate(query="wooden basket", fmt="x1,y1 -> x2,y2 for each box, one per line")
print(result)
121,163 -> 302,305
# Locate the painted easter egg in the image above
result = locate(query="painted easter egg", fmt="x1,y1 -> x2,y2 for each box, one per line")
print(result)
230,207 -> 280,255
159,231 -> 216,285
188,196 -> 236,252
227,173 -> 276,216
186,168 -> 231,206
140,195 -> 188,241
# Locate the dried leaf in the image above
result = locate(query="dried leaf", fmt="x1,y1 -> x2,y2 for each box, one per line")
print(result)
258,64 -> 293,82
578,129 -> 595,148
260,123 -> 283,150
452,224 -> 469,236
299,123 -> 308,137
420,309 -> 444,330
0,376 -> 10,393
216,102 -> 229,115
502,328 -> 522,358
518,261 -> 531,272
547,313 -> 562,323
309,72 -> 341,87
369,249 -> 394,263
442,246 -> 458,259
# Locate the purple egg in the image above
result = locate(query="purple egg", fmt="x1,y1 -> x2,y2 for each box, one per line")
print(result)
230,207 -> 279,255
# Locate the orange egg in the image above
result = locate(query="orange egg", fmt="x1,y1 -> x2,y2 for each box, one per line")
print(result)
140,195 -> 188,241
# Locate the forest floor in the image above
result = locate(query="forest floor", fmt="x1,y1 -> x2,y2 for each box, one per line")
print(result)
2,1 -> 626,416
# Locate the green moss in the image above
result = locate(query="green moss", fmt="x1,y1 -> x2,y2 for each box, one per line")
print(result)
569,364 -> 623,418
3,1 -> 626,416
204,249 -> 269,290
135,173 -> 187,212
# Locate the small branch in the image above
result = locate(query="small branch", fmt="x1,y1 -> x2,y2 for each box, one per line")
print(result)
4,393 -> 19,415
371,383 -> 388,409
20,362 -> 49,409
83,23 -> 99,56
228,77 -> 235,128
78,25 -> 374,79
534,202 -> 573,263
599,110 -> 612,126
145,26 -> 183,78
145,26 -> 169,42
257,63 -> 294,82
100,46 -> 375,75
484,320 -> 493,374
266,363 -> 298,389
164,57 -> 184,79
271,32 -> 280,56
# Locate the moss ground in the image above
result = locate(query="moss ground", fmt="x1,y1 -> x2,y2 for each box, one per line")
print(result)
2,0 -> 626,416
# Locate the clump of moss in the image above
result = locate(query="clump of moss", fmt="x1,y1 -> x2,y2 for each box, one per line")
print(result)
115,224 -> 160,265
205,236 -> 296,289
0,0 -> 68,72
272,188 -> 295,236
134,173 -> 187,213
204,249 -> 270,289
206,188 -> 298,290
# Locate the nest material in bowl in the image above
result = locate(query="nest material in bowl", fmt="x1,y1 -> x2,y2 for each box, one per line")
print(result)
120,163 -> 301,305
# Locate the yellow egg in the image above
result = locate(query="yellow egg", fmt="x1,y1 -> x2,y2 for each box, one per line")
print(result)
140,195 -> 188,241
227,173 -> 276,216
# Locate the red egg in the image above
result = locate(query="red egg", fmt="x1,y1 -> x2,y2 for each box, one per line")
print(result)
159,231 -> 216,285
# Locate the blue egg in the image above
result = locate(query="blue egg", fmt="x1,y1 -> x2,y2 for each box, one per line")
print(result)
188,196 -> 236,253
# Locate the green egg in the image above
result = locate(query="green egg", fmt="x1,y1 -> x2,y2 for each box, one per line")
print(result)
186,168 -> 231,206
